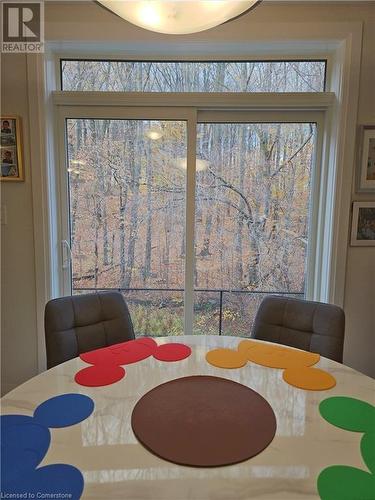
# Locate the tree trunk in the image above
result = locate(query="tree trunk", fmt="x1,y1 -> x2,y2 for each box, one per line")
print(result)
124,121 -> 141,289
143,140 -> 153,283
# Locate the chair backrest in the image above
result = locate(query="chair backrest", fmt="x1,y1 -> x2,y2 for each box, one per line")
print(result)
251,295 -> 345,362
45,291 -> 135,369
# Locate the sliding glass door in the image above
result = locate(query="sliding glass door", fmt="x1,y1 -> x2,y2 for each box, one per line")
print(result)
58,106 -> 321,337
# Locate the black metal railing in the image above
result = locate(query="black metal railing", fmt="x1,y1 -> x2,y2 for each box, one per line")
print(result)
73,287 -> 304,335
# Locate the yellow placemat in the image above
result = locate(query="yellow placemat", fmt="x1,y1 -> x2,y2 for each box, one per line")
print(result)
206,348 -> 248,369
283,367 -> 336,391
244,343 -> 320,369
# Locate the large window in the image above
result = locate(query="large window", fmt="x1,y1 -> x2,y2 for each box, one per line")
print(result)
57,60 -> 326,337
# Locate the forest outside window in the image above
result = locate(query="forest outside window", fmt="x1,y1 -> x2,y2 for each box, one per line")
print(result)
59,59 -> 327,337
61,60 -> 326,93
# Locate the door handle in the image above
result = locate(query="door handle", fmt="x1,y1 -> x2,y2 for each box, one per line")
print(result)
61,239 -> 72,269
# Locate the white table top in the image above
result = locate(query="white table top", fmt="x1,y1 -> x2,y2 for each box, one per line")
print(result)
2,335 -> 374,500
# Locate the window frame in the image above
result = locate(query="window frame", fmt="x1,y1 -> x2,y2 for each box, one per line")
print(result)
54,97 -> 329,337
56,105 -> 197,335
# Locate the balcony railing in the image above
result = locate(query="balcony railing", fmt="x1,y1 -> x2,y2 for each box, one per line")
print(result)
74,287 -> 304,337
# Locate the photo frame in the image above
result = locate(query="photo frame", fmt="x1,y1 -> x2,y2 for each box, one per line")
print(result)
350,202 -> 375,246
0,115 -> 24,182
357,125 -> 375,192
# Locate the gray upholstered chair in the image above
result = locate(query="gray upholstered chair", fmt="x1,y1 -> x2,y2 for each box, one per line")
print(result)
251,295 -> 345,362
45,291 -> 135,369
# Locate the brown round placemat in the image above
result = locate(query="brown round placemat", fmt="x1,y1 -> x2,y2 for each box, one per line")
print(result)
131,375 -> 277,467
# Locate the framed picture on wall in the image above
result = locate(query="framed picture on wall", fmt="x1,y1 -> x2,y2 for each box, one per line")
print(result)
0,116 -> 24,182
357,125 -> 375,192
351,202 -> 375,246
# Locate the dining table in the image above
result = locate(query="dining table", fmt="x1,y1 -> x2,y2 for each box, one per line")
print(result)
1,334 -> 374,500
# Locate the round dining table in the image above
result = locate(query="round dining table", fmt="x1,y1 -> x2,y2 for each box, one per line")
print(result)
1,335 -> 374,500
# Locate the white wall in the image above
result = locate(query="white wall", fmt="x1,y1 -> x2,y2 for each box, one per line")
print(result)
343,4 -> 375,376
1,55 -> 38,394
1,1 -> 374,394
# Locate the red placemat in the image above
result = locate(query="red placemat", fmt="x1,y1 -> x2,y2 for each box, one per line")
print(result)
80,339 -> 156,366
153,343 -> 191,362
74,365 -> 125,387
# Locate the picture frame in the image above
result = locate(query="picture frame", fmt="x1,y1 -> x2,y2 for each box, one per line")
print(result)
357,125 -> 375,192
350,202 -> 375,246
0,115 -> 24,182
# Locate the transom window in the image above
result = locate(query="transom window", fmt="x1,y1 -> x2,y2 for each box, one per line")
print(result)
61,59 -> 326,93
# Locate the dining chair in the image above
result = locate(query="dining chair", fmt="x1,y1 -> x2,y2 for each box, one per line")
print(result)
45,291 -> 135,368
251,295 -> 345,362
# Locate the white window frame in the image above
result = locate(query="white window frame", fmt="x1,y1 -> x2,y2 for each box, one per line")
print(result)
53,96 -> 329,339
55,105 -> 197,336
27,25 -> 362,371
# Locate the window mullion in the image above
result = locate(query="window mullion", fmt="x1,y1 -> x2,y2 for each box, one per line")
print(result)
184,112 -> 197,336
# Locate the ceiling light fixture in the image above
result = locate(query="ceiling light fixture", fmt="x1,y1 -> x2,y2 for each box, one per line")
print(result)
145,127 -> 164,140
70,160 -> 86,166
175,157 -> 209,172
97,1 -> 261,35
